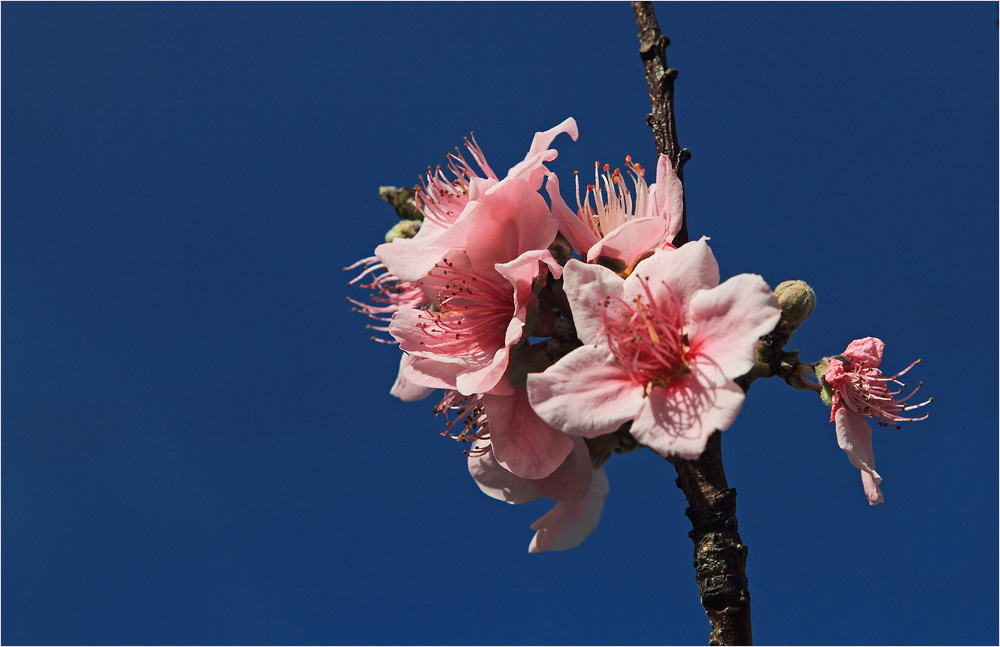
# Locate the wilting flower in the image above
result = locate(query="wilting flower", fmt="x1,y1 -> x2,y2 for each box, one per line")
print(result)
823,337 -> 931,505
527,239 -> 780,459
547,154 -> 684,271
376,118 -> 578,282
467,435 -> 608,553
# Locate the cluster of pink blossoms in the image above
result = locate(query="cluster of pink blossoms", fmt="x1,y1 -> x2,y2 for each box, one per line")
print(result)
348,119 -> 930,550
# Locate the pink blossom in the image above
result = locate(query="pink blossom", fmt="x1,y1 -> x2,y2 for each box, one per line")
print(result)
467,435 -> 609,553
824,337 -> 931,505
345,256 -> 434,401
527,239 -> 780,459
547,154 -> 684,270
376,118 -> 578,282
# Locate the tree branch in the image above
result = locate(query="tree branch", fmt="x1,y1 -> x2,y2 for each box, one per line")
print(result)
632,0 -> 690,246
632,3 -> 752,644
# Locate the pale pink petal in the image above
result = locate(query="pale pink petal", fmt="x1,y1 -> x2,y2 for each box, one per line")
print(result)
526,345 -> 644,438
374,205 -> 478,282
467,440 -> 545,505
545,173 -> 599,257
454,346 -> 511,396
402,356 -> 463,390
624,238 -> 720,313
561,259 -> 626,345
685,273 -> 781,380
842,337 -> 885,368
649,154 -> 684,241
390,354 -> 435,401
507,117 -> 579,190
536,438 -> 593,503
629,364 -> 745,459
464,178 -> 559,277
529,467 -> 609,553
484,389 -> 575,480
585,218 -> 670,269
834,407 -> 884,505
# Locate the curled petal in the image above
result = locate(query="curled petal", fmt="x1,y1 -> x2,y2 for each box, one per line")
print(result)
545,173 -> 599,257
834,407 -> 884,505
649,154 -> 684,241
529,467 -> 609,553
507,117 -> 579,190
467,440 -> 545,505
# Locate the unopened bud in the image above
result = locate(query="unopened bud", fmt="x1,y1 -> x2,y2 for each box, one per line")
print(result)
775,280 -> 816,330
378,186 -> 422,220
384,219 -> 421,243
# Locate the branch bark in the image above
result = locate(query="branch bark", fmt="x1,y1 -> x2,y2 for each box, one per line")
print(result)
632,3 -> 753,644
632,0 -> 690,246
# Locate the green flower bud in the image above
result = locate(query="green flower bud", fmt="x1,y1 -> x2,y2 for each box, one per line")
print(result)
775,280 -> 816,330
378,186 -> 422,221
384,219 -> 421,243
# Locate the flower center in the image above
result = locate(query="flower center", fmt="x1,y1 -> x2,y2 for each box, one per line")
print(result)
600,276 -> 688,393
415,258 -> 514,357
833,359 -> 932,429
574,157 -> 649,239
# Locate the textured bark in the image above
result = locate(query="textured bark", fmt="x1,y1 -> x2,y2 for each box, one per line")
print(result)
672,433 -> 753,646
632,3 -> 753,644
632,0 -> 690,246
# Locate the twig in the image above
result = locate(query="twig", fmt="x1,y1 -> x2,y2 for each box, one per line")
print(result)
632,3 -> 753,644
632,0 -> 691,246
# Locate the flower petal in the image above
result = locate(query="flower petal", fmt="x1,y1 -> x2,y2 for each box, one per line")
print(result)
562,259 -> 626,345
649,154 -> 684,241
537,438 -> 593,504
529,467 -> 609,553
842,337 -> 885,369
630,364 -> 745,459
526,345 -> 644,438
402,356 -> 463,390
507,117 -> 579,190
467,440 -> 545,505
624,237 -> 720,313
686,273 -> 781,380
484,389 -> 575,480
834,407 -> 884,505
585,218 -> 671,270
390,354 -> 435,401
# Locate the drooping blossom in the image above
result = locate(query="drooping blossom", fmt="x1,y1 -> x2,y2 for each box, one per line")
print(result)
527,239 -> 780,459
345,256 -> 434,401
467,435 -> 609,553
823,337 -> 931,505
547,154 -> 684,271
376,118 -> 578,282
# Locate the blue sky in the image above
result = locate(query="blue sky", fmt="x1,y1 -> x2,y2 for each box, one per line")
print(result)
3,2 -> 997,645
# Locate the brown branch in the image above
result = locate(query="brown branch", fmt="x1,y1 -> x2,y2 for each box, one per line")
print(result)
632,0 -> 690,246
632,3 -> 752,644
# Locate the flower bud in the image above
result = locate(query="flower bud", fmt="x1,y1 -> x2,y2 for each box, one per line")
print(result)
378,185 -> 422,220
384,219 -> 421,243
775,280 -> 816,330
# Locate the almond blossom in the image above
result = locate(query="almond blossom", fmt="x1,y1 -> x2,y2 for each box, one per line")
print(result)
375,118 -> 578,282
547,154 -> 684,271
527,239 -> 780,459
823,337 -> 931,505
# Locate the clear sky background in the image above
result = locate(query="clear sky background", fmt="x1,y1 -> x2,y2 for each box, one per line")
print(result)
3,2 -> 997,645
